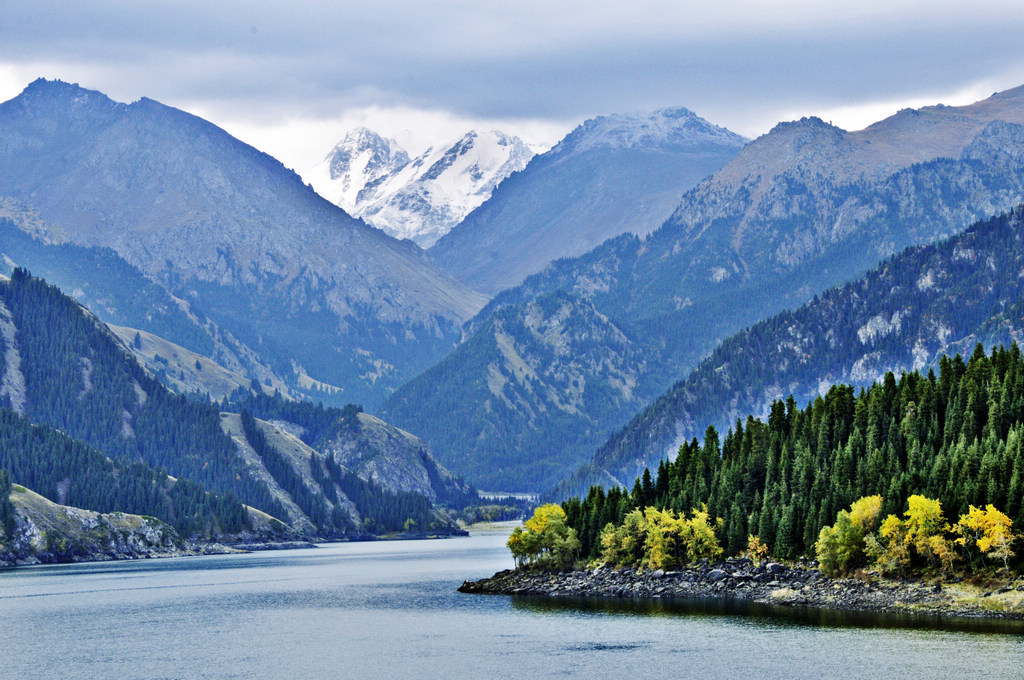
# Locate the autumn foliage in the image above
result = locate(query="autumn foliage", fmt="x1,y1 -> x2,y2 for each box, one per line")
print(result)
818,494 -> 1019,577
507,504 -> 581,569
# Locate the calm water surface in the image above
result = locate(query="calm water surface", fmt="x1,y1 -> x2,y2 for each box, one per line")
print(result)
3,526 -> 1023,679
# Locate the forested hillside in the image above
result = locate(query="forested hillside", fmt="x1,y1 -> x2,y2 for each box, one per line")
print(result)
0,409 -> 252,537
568,205 -> 1024,491
0,213 -> 292,395
0,270 -> 462,541
0,268 -> 257,503
563,344 -> 1024,563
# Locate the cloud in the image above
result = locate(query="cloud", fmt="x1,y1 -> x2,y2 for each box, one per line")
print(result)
206,106 -> 575,173
3,1 -> 1024,168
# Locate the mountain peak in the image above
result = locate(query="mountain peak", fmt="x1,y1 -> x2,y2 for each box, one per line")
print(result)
307,127 -> 534,247
9,78 -> 120,114
554,107 -> 747,156
656,106 -> 697,118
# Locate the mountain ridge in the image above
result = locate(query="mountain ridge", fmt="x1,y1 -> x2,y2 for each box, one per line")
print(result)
428,107 -> 748,295
0,79 -> 486,408
559,204 -> 1024,495
385,86 -> 1024,492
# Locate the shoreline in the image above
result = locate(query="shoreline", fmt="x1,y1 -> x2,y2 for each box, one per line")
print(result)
0,531 -> 470,570
459,557 -> 1024,621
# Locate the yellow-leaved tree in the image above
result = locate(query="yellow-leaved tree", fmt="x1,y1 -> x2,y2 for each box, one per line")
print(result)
955,504 -> 1018,573
815,495 -> 882,576
642,507 -> 689,570
507,504 -> 580,569
866,495 -> 956,576
598,505 -> 722,570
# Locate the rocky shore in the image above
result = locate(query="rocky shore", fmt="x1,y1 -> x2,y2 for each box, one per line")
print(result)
460,557 -> 1024,620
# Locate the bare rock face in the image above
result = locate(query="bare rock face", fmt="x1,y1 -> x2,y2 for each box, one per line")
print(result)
323,412 -> 473,504
1,486 -> 193,565
0,79 -> 486,408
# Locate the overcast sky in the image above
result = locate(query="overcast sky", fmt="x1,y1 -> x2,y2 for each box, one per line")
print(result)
3,1 -> 1024,171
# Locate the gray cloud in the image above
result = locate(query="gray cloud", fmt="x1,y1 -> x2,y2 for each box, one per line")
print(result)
3,1 -> 1024,138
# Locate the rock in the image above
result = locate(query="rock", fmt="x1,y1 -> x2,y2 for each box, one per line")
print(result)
457,563 -> 1024,621
707,568 -> 728,582
766,562 -> 786,576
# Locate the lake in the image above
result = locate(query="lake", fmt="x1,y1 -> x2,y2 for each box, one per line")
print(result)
3,525 -> 1023,679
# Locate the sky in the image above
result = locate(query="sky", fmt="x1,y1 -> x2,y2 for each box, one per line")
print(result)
3,1 -> 1024,172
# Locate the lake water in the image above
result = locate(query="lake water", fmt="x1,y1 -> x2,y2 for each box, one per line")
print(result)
3,526 -> 1023,679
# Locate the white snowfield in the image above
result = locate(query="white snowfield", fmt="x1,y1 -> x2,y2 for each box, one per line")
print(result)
308,127 -> 534,247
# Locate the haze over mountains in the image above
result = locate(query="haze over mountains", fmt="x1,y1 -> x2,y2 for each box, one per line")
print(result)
0,79 -> 486,409
308,127 -> 534,248
383,86 -> 1024,491
429,108 -> 748,295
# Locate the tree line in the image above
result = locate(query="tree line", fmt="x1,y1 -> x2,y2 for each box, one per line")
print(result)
562,344 -> 1024,571
0,408 -> 249,537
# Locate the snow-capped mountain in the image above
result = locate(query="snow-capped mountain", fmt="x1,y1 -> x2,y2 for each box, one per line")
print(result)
308,128 -> 534,247
428,107 -> 749,295
314,128 -> 411,212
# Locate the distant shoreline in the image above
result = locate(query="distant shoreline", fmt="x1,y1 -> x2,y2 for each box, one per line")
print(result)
459,558 -> 1024,621
0,530 -> 469,569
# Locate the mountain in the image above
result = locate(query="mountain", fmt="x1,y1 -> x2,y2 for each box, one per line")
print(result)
308,127 -> 534,248
0,79 -> 486,409
563,205 -> 1024,494
428,108 -> 748,295
0,269 -> 466,541
0,483 -> 224,567
382,86 -> 1024,492
229,389 -> 477,508
0,211 -> 297,398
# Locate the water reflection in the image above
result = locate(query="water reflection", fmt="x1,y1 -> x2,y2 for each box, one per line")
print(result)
510,593 -> 1024,635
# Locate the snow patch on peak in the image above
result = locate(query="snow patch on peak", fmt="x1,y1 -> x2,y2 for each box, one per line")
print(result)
307,128 -> 534,247
555,107 -> 747,155
309,128 -> 410,213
